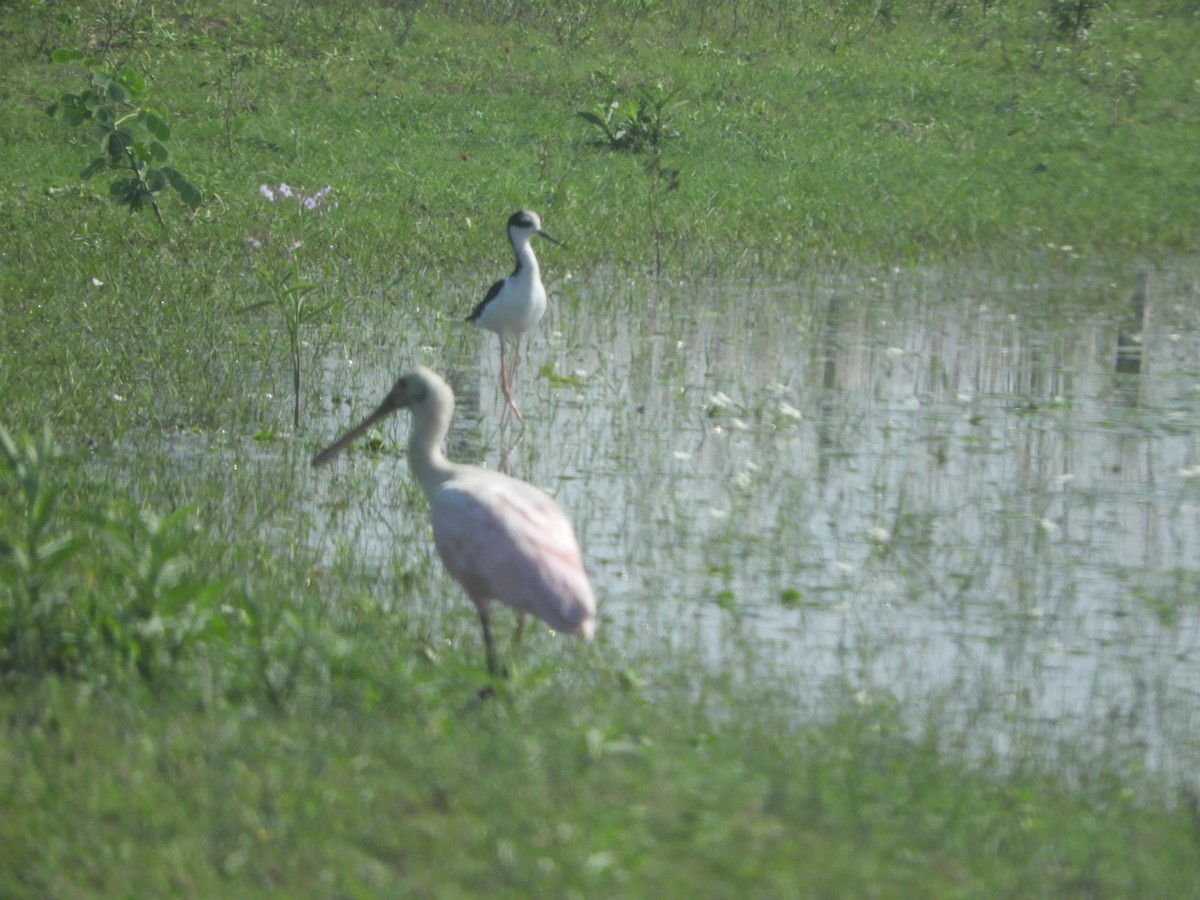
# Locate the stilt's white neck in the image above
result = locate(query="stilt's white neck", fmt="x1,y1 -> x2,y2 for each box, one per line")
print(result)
511,234 -> 540,279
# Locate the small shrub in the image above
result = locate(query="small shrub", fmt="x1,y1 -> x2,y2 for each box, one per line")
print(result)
1,425 -> 223,681
577,83 -> 684,152
89,507 -> 226,681
0,425 -> 86,675
47,48 -> 202,226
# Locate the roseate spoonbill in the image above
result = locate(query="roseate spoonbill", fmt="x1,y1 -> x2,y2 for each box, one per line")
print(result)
311,366 -> 596,676
466,210 -> 562,426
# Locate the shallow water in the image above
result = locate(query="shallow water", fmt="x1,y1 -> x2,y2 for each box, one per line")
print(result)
310,260 -> 1200,773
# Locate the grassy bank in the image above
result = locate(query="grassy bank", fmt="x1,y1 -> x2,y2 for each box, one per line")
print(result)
3,0 -> 1198,278
3,0 -> 1200,894
5,670 -> 1200,896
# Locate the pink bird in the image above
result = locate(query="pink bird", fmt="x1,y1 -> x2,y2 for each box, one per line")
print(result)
312,366 -> 597,676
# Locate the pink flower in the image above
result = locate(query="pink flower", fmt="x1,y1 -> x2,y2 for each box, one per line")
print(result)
303,186 -> 334,210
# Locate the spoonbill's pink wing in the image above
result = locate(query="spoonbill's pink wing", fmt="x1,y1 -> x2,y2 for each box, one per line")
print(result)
429,470 -> 596,637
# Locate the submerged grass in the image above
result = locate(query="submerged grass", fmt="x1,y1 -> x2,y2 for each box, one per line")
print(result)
3,0 -> 1200,894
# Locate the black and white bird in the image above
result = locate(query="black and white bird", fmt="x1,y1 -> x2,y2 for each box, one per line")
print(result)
467,210 -> 562,425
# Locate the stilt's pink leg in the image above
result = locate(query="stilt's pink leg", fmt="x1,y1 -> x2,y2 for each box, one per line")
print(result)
498,336 -> 523,427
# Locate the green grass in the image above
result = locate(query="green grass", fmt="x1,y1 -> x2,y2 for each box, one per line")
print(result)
3,0 -> 1200,894
5,666 -> 1200,896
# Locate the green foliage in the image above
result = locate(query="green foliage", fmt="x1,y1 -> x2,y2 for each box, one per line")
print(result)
548,0 -> 600,48
0,424 -> 224,681
0,425 -> 86,675
47,47 -> 201,225
89,507 -> 227,680
0,424 -> 345,700
1043,0 -> 1102,41
577,83 -> 684,152
383,0 -> 430,44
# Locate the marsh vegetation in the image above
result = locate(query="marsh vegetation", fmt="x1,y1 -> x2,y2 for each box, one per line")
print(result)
3,0 -> 1200,894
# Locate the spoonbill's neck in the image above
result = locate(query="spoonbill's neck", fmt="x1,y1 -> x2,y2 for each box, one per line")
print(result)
406,388 -> 459,495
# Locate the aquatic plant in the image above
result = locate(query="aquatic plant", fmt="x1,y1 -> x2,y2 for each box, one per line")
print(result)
242,182 -> 338,431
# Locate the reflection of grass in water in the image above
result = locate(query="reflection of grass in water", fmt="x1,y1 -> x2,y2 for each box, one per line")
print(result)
581,266 -> 1200,770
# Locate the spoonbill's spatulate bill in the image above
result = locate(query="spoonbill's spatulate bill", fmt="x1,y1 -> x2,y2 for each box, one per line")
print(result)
466,210 -> 562,426
312,366 -> 596,676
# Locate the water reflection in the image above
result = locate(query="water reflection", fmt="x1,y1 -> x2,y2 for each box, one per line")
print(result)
312,262 -> 1200,772
1115,270 -> 1148,377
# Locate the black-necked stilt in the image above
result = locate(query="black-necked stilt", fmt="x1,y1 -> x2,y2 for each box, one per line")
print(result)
312,366 -> 596,677
467,210 -> 562,425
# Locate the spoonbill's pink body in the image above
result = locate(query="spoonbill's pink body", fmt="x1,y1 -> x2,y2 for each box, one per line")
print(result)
312,366 -> 596,675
